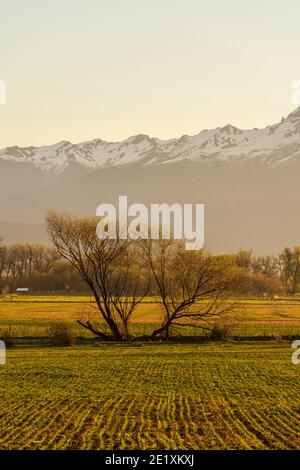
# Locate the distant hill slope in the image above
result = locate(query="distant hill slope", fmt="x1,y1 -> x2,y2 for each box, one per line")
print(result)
1,108 -> 300,253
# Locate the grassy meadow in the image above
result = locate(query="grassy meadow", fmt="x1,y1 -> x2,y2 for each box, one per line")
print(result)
0,296 -> 300,449
1,295 -> 300,340
1,342 -> 300,449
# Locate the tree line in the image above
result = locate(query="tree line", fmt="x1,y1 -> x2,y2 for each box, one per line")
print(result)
0,241 -> 86,292
1,239 -> 298,297
1,212 -> 300,341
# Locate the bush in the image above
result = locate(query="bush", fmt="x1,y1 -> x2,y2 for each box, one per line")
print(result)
1,286 -> 10,298
207,322 -> 232,341
49,324 -> 75,346
1,325 -> 15,347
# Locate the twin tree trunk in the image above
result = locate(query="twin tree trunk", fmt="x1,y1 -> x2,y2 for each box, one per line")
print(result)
46,211 -> 232,342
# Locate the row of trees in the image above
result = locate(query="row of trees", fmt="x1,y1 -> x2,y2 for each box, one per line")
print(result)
220,248 -> 300,295
0,242 -> 85,292
1,213 -> 300,341
1,243 -> 297,296
1,243 -> 299,298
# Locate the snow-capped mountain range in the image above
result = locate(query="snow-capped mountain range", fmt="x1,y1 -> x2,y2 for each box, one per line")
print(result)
1,107 -> 300,174
2,107 -> 300,253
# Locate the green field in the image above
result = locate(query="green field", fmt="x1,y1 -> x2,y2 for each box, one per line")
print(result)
1,297 -> 300,450
0,342 -> 300,450
1,296 -> 300,339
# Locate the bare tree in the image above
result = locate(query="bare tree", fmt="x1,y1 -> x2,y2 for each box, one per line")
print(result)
235,250 -> 253,271
278,247 -> 300,294
251,255 -> 278,277
29,244 -> 61,273
0,242 -> 8,291
142,239 -> 234,340
46,211 -> 148,341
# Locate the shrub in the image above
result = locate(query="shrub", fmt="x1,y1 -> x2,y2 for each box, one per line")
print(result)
1,325 -> 15,347
207,322 -> 232,341
1,286 -> 10,298
49,324 -> 75,346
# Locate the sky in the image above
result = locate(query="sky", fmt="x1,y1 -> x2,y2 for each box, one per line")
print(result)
0,0 -> 300,148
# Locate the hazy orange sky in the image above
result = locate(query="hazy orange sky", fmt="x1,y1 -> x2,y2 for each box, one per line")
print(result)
0,0 -> 300,147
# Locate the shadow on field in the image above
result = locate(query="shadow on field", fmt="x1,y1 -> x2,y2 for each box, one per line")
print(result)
2,333 -> 300,349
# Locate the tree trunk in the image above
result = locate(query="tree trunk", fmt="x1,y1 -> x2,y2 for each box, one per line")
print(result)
151,323 -> 170,340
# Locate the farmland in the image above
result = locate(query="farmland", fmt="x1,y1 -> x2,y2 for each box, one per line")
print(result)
0,297 -> 300,450
1,296 -> 300,340
0,342 -> 300,449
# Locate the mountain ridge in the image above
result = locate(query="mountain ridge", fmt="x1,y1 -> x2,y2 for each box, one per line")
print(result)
1,107 -> 300,253
1,107 -> 300,174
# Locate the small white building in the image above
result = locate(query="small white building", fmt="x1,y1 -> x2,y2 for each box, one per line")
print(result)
16,288 -> 30,295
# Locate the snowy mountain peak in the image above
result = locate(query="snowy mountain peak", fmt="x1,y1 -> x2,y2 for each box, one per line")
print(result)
1,108 -> 300,173
220,124 -> 242,133
287,106 -> 300,120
